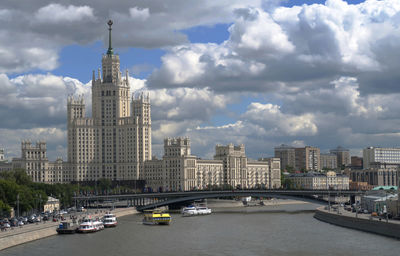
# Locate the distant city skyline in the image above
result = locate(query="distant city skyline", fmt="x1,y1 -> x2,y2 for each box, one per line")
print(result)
1,0 -> 400,161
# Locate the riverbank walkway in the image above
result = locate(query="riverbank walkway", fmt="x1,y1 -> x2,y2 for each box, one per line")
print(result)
0,207 -> 138,251
315,206 -> 400,239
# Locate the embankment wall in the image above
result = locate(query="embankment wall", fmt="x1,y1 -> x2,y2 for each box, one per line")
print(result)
314,208 -> 400,239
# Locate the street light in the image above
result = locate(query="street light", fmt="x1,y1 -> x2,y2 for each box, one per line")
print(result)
16,194 -> 20,218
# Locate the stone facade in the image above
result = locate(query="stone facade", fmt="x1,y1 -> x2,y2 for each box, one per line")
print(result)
11,141 -> 72,184
350,166 -> 399,187
144,139 -> 280,191
288,171 -> 349,190
66,22 -> 151,182
43,196 -> 60,213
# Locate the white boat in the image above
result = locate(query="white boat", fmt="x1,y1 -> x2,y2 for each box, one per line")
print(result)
77,217 -> 104,233
93,218 -> 104,231
77,218 -> 97,233
102,212 -> 118,228
182,205 -> 212,216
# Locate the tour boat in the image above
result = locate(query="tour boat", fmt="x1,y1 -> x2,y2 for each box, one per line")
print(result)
102,212 -> 118,228
182,205 -> 212,216
77,217 -> 103,233
93,218 -> 104,231
142,210 -> 171,225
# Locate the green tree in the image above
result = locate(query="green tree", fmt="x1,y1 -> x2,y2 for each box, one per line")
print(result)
99,178 -> 112,191
285,165 -> 295,173
0,199 -> 11,216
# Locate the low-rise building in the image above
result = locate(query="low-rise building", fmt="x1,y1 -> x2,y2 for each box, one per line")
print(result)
43,196 -> 60,213
0,162 -> 12,172
350,164 -> 398,187
361,190 -> 397,213
349,181 -> 374,191
387,195 -> 400,217
288,171 -> 349,190
11,141 -> 72,184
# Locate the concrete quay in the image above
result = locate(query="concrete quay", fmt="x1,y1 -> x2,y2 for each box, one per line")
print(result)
314,206 -> 400,239
0,207 -> 139,251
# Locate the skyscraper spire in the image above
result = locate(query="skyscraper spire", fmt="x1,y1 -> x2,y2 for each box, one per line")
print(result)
107,20 -> 113,55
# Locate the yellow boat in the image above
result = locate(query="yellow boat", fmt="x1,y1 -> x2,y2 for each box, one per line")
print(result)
142,210 -> 171,225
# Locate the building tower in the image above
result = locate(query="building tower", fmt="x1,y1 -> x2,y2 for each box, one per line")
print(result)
67,20 -> 152,182
274,144 -> 295,171
214,144 -> 247,188
330,146 -> 350,169
295,146 -> 320,171
12,141 -> 49,183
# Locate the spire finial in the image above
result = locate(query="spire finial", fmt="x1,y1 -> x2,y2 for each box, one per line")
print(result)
107,20 -> 113,55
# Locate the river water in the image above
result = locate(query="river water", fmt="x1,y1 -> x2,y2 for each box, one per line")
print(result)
2,203 -> 399,256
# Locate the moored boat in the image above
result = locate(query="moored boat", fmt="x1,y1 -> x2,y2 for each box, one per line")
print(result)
142,210 -> 171,225
56,222 -> 76,234
77,218 -> 102,233
102,212 -> 118,228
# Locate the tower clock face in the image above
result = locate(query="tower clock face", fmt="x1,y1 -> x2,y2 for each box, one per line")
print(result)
108,20 -> 113,26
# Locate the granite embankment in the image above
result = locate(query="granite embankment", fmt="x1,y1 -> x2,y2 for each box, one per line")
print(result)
0,207 -> 139,251
314,207 -> 400,239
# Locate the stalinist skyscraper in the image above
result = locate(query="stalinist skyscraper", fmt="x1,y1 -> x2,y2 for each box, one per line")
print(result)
67,20 -> 151,182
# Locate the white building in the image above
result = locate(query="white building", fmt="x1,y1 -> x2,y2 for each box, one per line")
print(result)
67,20 -> 151,182
144,139 -> 281,191
363,147 -> 400,169
288,171 -> 349,190
12,141 -> 73,183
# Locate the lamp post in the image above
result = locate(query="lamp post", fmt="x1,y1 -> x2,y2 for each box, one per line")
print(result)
16,194 -> 20,218
39,194 -> 42,214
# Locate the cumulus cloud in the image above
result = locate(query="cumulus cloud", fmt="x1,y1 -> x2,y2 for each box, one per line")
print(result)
242,102 -> 317,136
129,7 -> 150,21
148,0 -> 400,95
0,73 -> 90,129
3,0 -> 400,160
35,4 -> 95,23
0,0 -> 266,74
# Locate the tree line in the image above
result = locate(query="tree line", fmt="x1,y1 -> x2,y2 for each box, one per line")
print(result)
0,169 -> 137,217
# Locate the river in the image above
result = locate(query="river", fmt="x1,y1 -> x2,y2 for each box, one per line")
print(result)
2,203 -> 399,256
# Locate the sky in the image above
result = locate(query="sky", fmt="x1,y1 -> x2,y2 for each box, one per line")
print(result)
1,0 -> 400,161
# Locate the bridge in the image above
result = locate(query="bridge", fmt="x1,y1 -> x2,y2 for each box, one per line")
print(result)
73,190 -> 364,211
